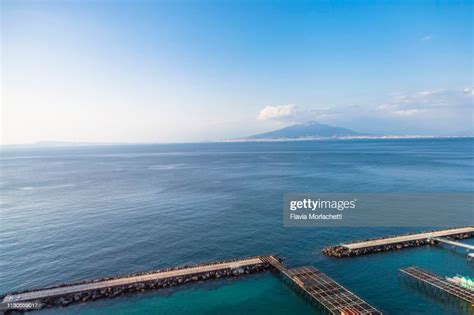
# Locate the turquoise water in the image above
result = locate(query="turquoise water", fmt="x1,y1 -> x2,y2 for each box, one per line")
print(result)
1,138 -> 473,314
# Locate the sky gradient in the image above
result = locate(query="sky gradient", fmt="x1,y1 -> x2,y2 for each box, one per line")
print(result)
1,0 -> 473,144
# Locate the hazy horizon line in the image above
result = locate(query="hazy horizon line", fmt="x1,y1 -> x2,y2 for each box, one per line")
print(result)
2,135 -> 474,148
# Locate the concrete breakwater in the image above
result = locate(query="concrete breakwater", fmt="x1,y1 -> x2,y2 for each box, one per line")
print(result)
1,256 -> 274,311
323,226 -> 474,258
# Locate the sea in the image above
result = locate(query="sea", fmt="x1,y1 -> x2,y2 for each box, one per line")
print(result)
1,138 -> 473,314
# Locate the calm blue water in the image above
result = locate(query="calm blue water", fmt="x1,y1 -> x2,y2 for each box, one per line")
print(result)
1,138 -> 473,314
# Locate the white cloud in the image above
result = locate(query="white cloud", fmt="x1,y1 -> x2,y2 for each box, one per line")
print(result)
256,87 -> 473,136
377,88 -> 473,117
257,104 -> 338,122
257,104 -> 296,121
377,106 -> 424,117
464,87 -> 474,96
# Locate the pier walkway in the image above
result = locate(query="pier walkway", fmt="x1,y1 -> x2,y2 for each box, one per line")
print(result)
261,257 -> 382,314
323,227 -> 474,257
343,227 -> 474,250
2,257 -> 266,304
400,266 -> 474,305
432,237 -> 474,251
286,266 -> 382,315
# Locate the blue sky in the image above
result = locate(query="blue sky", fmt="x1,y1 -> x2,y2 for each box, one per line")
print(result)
2,0 -> 473,144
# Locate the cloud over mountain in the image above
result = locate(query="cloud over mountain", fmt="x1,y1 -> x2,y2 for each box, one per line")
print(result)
257,104 -> 335,123
256,87 -> 473,135
257,105 -> 296,121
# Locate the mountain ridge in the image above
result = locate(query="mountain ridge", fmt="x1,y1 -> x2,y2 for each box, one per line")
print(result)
243,121 -> 369,140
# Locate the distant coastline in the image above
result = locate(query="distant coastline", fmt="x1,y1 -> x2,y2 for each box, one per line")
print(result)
222,135 -> 474,143
228,121 -> 474,143
2,135 -> 473,149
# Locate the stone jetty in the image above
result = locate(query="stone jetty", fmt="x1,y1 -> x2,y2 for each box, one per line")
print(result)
323,226 -> 474,258
1,256 -> 274,312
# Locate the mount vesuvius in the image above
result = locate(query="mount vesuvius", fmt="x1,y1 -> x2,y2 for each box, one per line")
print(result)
241,121 -> 370,140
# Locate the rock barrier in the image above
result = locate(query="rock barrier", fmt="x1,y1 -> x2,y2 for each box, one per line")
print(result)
323,227 -> 474,258
1,256 -> 273,312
